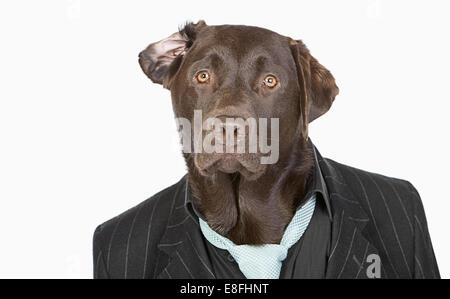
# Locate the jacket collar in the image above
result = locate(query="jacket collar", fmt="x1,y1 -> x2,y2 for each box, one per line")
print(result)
156,144 -> 383,279
306,141 -> 332,220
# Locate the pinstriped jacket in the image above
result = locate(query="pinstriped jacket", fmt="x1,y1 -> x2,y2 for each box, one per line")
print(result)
93,149 -> 440,279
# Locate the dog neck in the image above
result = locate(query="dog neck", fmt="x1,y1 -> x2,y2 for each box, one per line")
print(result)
185,138 -> 314,245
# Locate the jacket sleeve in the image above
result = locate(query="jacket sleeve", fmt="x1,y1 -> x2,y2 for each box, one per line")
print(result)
93,225 -> 110,279
407,182 -> 440,278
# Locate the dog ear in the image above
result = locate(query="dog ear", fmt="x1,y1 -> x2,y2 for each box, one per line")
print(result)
288,39 -> 339,138
138,20 -> 207,89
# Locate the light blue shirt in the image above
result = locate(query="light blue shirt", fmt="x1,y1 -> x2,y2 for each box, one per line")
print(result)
198,194 -> 316,279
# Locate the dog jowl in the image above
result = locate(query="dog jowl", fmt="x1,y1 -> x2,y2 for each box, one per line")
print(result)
138,21 -> 338,244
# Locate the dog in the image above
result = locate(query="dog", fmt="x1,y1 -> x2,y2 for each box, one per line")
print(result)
138,20 -> 338,245
93,21 -> 439,279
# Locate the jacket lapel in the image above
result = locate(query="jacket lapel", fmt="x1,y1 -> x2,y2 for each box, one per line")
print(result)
317,152 -> 384,279
156,179 -> 215,279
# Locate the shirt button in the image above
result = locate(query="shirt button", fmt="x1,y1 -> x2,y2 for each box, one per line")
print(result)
227,254 -> 235,262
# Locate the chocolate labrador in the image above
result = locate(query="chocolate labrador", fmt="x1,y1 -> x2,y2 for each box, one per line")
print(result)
138,20 -> 338,245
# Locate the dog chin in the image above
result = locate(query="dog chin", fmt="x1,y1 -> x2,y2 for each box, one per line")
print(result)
194,153 -> 267,180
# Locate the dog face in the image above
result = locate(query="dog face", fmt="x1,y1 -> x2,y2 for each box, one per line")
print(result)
139,21 -> 338,180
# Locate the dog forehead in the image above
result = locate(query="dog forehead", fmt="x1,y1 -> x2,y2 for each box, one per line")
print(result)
193,25 -> 291,61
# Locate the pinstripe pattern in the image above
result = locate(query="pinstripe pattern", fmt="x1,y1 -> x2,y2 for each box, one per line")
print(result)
124,203 -> 143,279
327,210 -> 344,261
321,153 -> 439,279
93,146 -> 439,279
348,167 -> 398,277
176,250 -> 194,278
106,216 -> 121,273
142,194 -> 159,278
355,243 -> 370,278
385,179 -> 414,233
369,175 -> 411,276
185,232 -> 215,278
337,227 -> 357,279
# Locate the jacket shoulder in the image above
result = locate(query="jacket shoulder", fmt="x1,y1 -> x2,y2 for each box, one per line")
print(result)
93,177 -> 186,278
324,158 -> 420,213
323,158 -> 439,278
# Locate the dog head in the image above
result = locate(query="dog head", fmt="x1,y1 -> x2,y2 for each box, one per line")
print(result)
139,21 -> 338,180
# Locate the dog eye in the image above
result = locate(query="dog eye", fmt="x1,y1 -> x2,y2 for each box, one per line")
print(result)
196,71 -> 210,83
263,75 -> 278,88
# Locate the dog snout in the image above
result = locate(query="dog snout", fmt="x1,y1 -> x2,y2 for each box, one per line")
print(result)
211,116 -> 248,145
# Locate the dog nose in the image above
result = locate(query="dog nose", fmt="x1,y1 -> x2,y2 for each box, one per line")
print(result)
215,117 -> 244,136
218,121 -> 240,136
213,117 -> 248,150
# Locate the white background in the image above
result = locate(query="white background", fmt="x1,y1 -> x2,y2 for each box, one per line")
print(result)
0,0 -> 449,278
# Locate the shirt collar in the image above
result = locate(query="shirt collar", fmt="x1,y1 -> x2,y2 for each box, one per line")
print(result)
198,194 -> 317,278
185,139 -> 332,222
